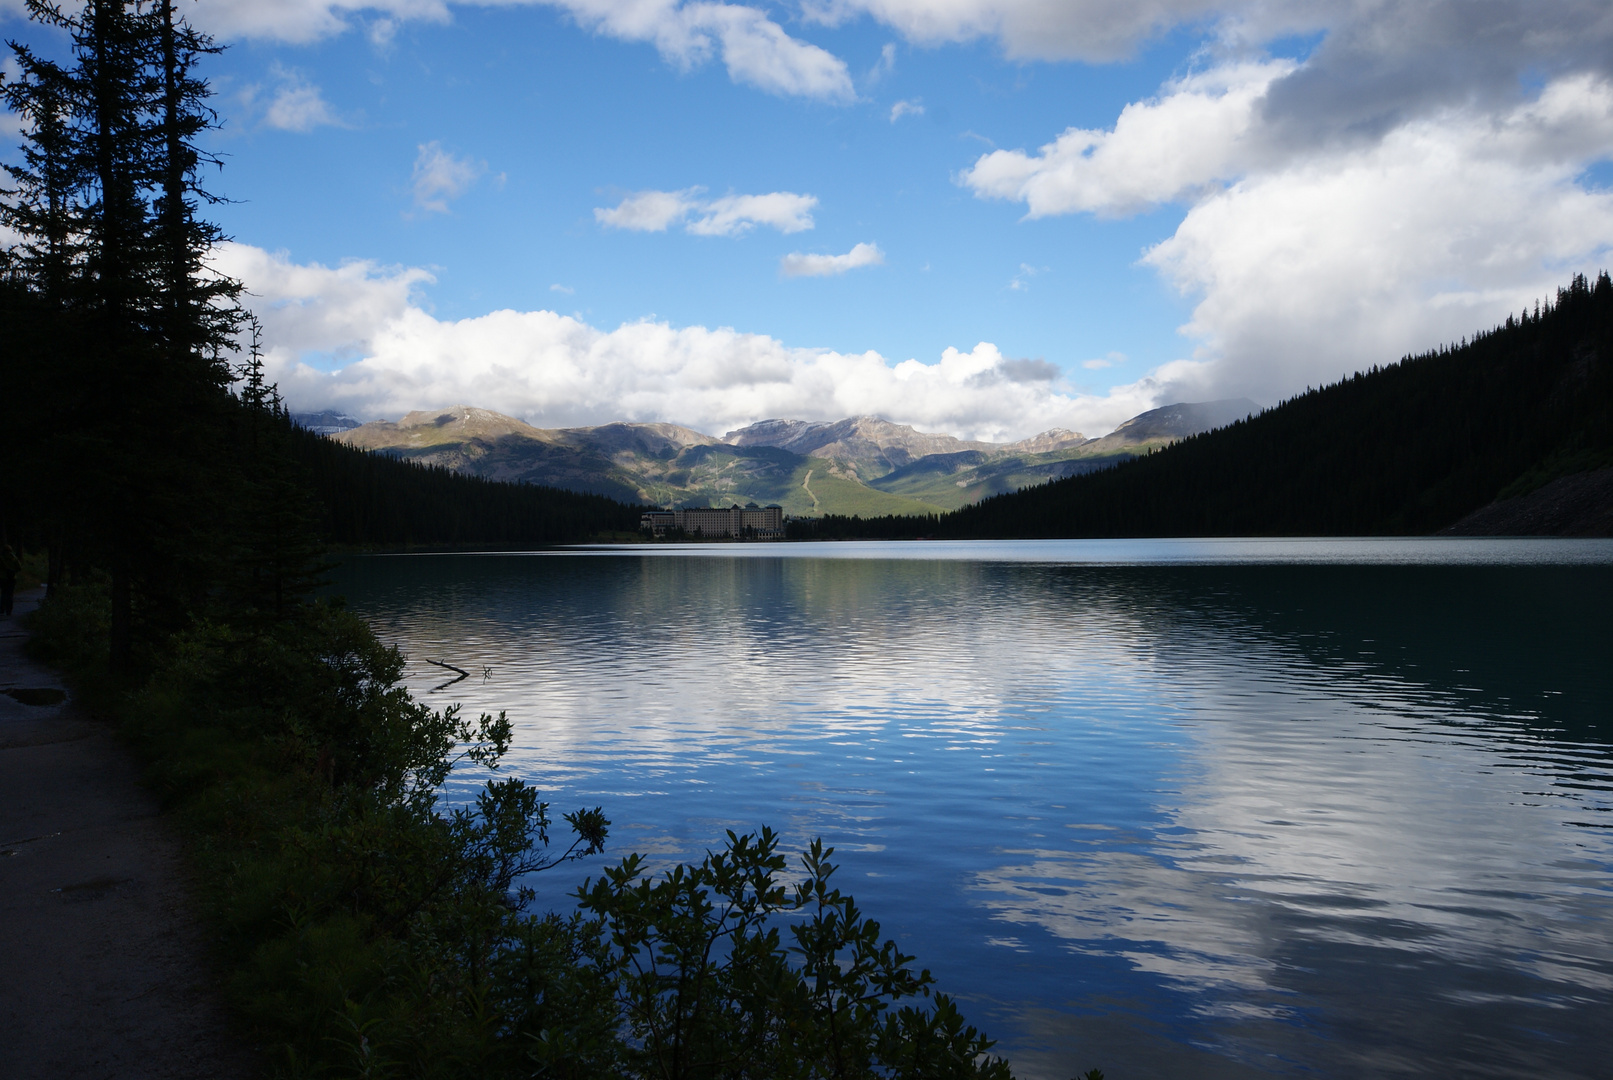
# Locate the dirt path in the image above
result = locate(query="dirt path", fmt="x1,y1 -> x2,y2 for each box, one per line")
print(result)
801,468 -> 820,512
0,589 -> 253,1079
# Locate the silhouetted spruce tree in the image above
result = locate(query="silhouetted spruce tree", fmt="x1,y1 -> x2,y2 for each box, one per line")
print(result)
227,319 -> 330,622
149,0 -> 239,371
1,16 -> 93,584
3,0 -> 245,672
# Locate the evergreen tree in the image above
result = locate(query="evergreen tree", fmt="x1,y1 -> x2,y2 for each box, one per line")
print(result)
3,0 -> 244,672
149,0 -> 239,377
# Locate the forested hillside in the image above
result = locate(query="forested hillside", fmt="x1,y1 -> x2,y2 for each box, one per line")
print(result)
793,273 -> 1613,539
288,426 -> 642,546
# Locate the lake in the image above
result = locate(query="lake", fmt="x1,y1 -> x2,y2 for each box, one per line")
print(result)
330,539 -> 1613,1080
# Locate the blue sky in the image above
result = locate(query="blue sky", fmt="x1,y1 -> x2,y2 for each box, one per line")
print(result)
215,10 -> 1190,366
5,1 -> 1613,439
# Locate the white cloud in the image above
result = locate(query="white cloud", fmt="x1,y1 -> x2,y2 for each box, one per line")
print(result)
889,98 -> 923,122
1008,262 -> 1046,291
189,0 -> 451,45
780,241 -> 884,277
965,44 -> 1613,404
187,0 -> 1200,56
550,283 -> 576,294
217,241 -> 1161,440
255,63 -> 344,132
961,60 -> 1294,217
367,16 -> 400,47
595,188 -> 700,231
688,191 -> 817,235
595,188 -> 817,235
181,1 -> 854,100
868,42 -> 896,83
539,0 -> 855,101
220,242 -> 436,359
1141,81 -> 1613,402
411,141 -> 486,214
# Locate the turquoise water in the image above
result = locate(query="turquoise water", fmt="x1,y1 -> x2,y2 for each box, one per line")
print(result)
331,539 -> 1613,1079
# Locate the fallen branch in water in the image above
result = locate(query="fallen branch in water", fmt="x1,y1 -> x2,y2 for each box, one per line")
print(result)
424,658 -> 469,692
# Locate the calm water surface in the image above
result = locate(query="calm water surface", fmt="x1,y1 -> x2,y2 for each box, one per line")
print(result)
331,539 -> 1613,1080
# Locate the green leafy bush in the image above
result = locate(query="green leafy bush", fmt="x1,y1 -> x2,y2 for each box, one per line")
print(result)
28,586 -> 1022,1079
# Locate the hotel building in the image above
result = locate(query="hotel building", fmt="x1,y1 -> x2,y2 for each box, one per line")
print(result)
640,503 -> 786,539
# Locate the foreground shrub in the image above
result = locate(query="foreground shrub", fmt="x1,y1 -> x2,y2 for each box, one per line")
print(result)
30,586 -> 1017,1078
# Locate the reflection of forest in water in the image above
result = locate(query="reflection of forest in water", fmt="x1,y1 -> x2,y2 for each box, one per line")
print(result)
332,551 -> 1613,1080
1077,563 -> 1610,732
338,554 -> 1610,734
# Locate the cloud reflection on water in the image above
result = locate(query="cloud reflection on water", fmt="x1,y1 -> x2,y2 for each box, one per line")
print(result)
333,549 -> 1613,1079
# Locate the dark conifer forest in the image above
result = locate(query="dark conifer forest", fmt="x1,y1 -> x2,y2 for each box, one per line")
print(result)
289,427 -> 643,546
0,0 -> 641,669
790,273 -> 1613,540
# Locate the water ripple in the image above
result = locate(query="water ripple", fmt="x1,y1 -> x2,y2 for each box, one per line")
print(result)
333,547 -> 1613,1080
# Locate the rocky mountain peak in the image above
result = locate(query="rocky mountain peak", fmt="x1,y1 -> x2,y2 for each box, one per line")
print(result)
1004,428 -> 1088,454
336,405 -> 551,450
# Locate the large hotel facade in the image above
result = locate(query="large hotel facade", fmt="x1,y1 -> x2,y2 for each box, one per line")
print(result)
640,503 -> 786,539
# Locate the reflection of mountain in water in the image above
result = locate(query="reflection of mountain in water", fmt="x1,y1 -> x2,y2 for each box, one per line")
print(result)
329,550 -> 1613,1080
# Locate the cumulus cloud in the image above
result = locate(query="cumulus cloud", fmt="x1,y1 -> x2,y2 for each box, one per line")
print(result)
411,141 -> 486,214
689,192 -> 817,235
960,0 -> 1613,404
251,63 -> 344,132
167,0 -> 1613,118
596,188 -> 817,235
189,0 -> 451,45
962,61 -> 1294,217
539,0 -> 854,101
780,241 -> 884,277
594,189 -> 697,231
1141,77 -> 1613,401
216,242 -> 1161,439
221,242 -> 435,359
889,98 -> 923,122
807,0 -> 1613,92
182,1 -> 853,100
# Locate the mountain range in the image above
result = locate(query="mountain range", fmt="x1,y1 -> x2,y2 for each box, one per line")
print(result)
804,272 -> 1613,539
305,400 -> 1259,517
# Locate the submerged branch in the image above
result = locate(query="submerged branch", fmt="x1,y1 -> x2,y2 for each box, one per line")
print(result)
424,657 -> 468,692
